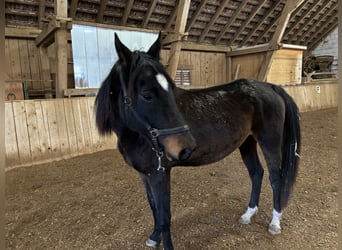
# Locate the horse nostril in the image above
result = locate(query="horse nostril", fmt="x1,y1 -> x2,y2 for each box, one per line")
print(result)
178,148 -> 192,161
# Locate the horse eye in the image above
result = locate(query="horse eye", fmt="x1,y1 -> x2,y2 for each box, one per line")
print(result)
141,93 -> 152,102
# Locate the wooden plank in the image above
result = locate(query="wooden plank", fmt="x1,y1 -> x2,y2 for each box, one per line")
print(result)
42,100 -> 61,158
18,40 -> 32,88
39,47 -> 52,90
12,101 -> 31,165
5,102 -> 20,167
71,98 -> 86,151
5,40 -> 13,80
8,39 -> 22,80
63,99 -> 79,156
78,98 -> 93,153
25,101 -> 42,162
34,101 -> 51,160
54,99 -> 70,156
86,98 -> 100,149
27,40 -> 42,90
5,27 -> 41,38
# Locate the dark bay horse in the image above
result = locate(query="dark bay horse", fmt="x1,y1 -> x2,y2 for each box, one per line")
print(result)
95,33 -> 301,250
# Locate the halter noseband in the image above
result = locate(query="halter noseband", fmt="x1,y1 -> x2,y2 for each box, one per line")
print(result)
119,62 -> 190,171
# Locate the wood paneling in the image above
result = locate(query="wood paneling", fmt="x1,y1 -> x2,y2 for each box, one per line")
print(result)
5,97 -> 116,170
161,49 -> 228,88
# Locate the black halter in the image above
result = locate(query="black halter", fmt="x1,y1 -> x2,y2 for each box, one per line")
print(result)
119,62 -> 190,171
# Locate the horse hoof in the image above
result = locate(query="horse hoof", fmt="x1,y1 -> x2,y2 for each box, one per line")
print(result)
239,216 -> 251,224
146,238 -> 159,248
268,223 -> 281,235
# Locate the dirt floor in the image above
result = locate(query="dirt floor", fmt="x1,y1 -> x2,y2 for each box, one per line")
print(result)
6,108 -> 337,250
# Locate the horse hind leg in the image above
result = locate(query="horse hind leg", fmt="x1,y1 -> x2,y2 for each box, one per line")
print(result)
238,135 -> 264,225
257,134 -> 283,235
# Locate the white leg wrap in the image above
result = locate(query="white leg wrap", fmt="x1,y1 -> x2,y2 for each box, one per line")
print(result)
146,238 -> 159,248
239,206 -> 258,224
268,209 -> 282,235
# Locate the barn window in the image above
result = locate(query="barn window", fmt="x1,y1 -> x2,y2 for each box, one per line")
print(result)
175,69 -> 191,86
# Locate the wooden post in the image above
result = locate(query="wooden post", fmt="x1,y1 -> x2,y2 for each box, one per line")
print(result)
55,29 -> 68,98
258,0 -> 304,81
166,0 -> 191,79
55,0 -> 68,98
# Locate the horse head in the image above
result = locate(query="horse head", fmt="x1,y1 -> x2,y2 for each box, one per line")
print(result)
113,32 -> 196,162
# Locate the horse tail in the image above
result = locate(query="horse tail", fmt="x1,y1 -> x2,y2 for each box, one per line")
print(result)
272,85 -> 301,209
95,67 -> 116,135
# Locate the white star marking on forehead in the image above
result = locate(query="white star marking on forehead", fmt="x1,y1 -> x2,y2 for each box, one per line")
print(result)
156,73 -> 169,92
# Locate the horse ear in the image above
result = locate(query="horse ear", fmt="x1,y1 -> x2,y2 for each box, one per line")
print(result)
114,33 -> 131,65
147,31 -> 162,60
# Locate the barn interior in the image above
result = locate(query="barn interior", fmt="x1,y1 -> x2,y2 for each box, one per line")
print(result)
4,0 -> 339,168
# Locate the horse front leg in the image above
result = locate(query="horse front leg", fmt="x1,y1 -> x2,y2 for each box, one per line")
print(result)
141,169 -> 173,250
140,173 -> 162,248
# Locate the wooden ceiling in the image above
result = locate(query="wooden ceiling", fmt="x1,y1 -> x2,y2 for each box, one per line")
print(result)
5,0 -> 338,52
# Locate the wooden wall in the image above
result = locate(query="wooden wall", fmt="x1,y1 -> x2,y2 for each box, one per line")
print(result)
161,49 -> 227,88
284,81 -> 338,112
5,97 -> 116,170
267,49 -> 303,85
5,38 -> 74,98
230,52 -> 265,80
5,38 -> 52,96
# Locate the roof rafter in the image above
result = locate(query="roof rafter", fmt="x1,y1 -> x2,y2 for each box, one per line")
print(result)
198,0 -> 229,43
296,3 -> 337,44
185,0 -> 208,33
142,0 -> 158,28
70,0 -> 79,19
284,0 -> 322,39
97,0 -> 108,23
121,0 -> 134,26
215,0 -> 249,44
239,1 -> 283,46
228,0 -> 268,44
38,0 -> 46,28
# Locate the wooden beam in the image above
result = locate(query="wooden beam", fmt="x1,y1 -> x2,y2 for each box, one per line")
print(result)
257,50 -> 275,81
122,0 -> 134,26
270,0 -> 306,46
185,0 -> 207,32
55,0 -> 69,98
164,1 -> 178,30
38,0 -> 47,29
180,41 -> 232,53
35,17 -> 61,47
142,0 -> 158,28
199,0 -> 229,43
215,0 -> 248,44
70,0 -> 79,19
5,27 -> 42,39
166,0 -> 191,79
226,43 -> 274,57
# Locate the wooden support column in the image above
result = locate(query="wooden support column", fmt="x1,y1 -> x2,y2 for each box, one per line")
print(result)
166,0 -> 191,79
55,0 -> 68,98
258,0 -> 304,81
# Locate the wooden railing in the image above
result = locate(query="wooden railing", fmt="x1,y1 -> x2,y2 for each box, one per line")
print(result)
5,97 -> 116,170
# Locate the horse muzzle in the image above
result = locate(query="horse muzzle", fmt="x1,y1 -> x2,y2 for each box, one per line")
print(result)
159,133 -> 196,161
